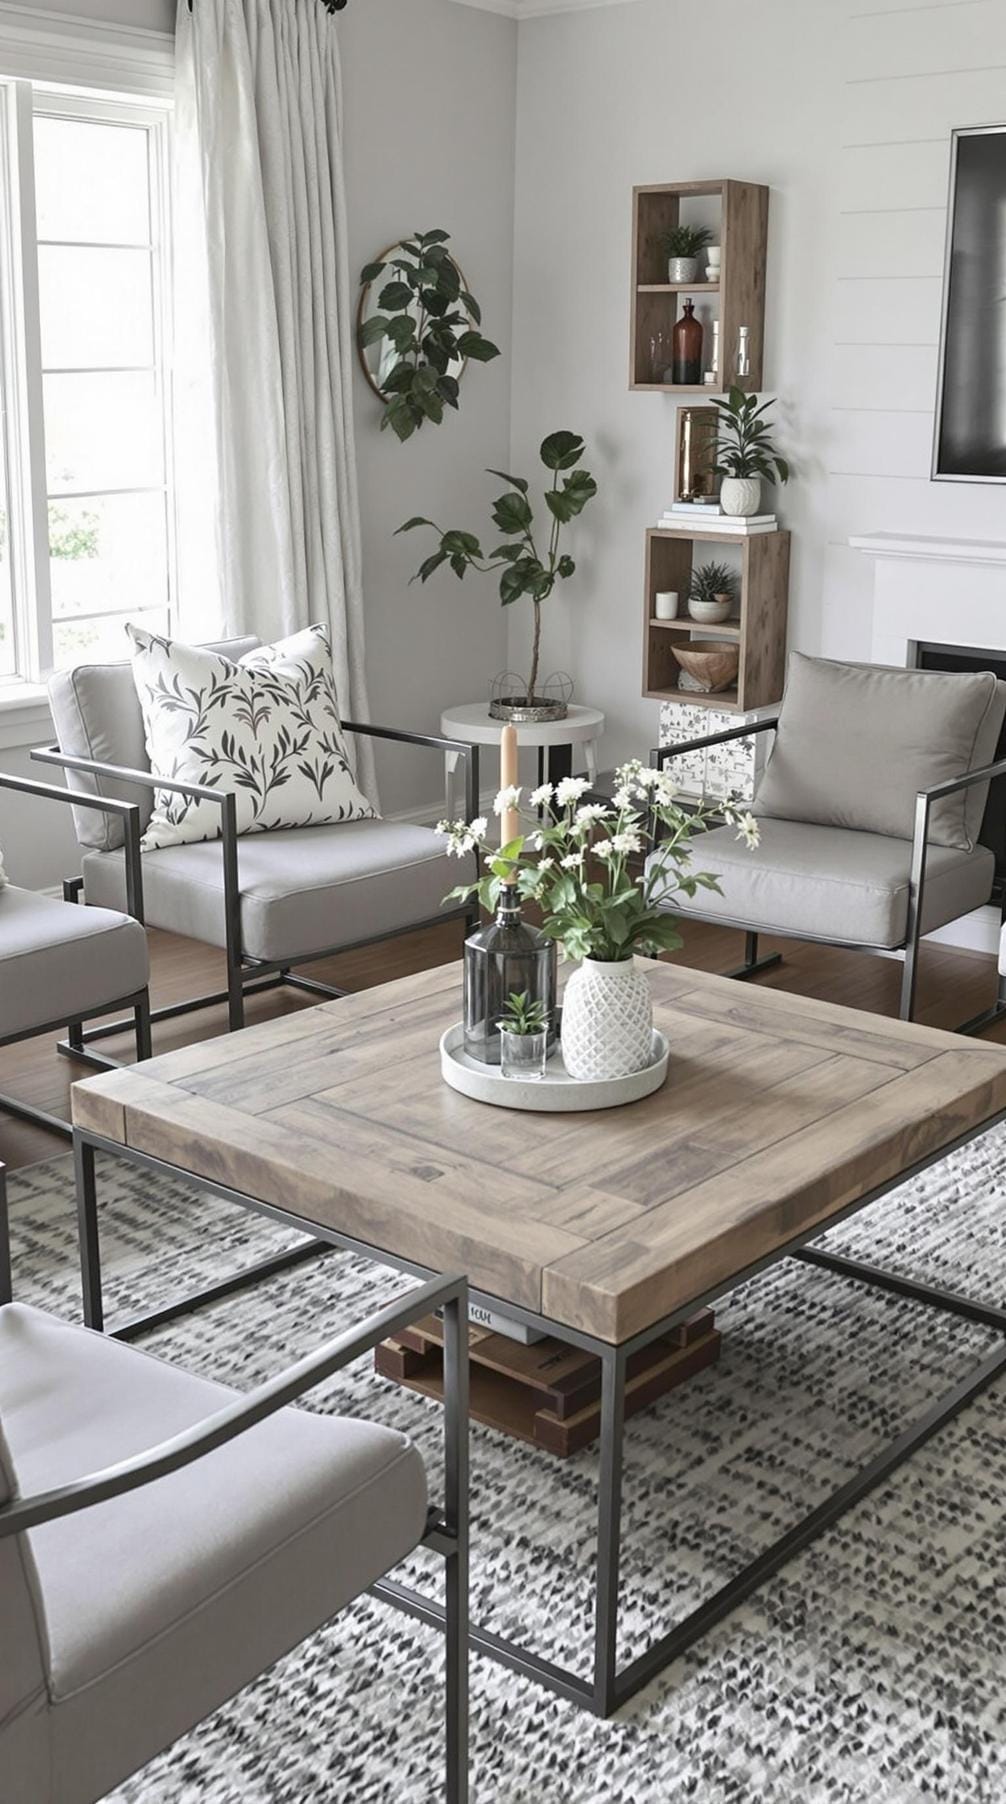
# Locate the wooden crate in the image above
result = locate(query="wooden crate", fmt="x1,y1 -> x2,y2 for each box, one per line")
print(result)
376,1310 -> 721,1458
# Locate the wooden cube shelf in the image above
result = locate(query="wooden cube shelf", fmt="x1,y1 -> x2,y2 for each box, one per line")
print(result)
643,526 -> 790,713
630,179 -> 769,394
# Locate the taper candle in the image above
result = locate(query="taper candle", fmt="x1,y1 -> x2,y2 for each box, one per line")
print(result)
500,723 -> 520,869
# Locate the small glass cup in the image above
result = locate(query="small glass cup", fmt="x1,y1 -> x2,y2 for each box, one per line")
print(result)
499,1028 -> 549,1081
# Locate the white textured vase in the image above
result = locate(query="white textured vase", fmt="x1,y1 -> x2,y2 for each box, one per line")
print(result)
688,594 -> 733,624
719,476 -> 761,517
668,256 -> 700,284
561,958 -> 654,1082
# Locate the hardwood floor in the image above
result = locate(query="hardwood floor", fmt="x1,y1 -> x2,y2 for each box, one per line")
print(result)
2,914 -> 1004,1172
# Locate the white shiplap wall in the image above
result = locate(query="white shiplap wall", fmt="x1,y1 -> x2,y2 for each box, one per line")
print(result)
822,0 -> 1006,659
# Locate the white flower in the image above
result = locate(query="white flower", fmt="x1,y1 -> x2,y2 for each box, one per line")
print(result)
493,785 -> 522,816
436,816 -> 485,858
469,816 -> 488,841
652,773 -> 677,806
530,831 -> 545,852
594,840 -> 616,860
574,803 -> 610,827
529,782 -> 554,808
612,787 -> 633,809
611,830 -> 643,855
537,856 -> 556,872
633,766 -> 662,787
561,852 -> 581,869
733,810 -> 760,849
555,775 -> 591,809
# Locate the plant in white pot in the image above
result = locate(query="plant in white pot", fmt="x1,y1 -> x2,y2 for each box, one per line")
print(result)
439,765 -> 759,1083
688,560 -> 738,624
711,385 -> 790,517
659,223 -> 712,285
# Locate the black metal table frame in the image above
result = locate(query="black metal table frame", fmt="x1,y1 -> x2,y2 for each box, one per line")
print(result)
71,1112 -> 1006,1720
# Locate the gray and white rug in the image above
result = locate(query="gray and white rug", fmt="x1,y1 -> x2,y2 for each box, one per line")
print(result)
8,1135 -> 1006,1804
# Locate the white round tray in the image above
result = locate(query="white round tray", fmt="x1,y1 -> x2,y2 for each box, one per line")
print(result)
439,1023 -> 669,1113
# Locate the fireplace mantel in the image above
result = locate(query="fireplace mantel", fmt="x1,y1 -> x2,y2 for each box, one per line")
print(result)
851,532 -> 1006,568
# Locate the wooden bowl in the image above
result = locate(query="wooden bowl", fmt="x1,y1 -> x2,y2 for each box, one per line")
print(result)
672,640 -> 740,694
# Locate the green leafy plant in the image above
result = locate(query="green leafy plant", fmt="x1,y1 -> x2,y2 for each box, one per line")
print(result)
689,561 -> 738,607
496,991 -> 550,1036
440,764 -> 759,963
397,431 -> 598,703
359,229 -> 500,443
659,224 -> 712,260
711,386 -> 790,483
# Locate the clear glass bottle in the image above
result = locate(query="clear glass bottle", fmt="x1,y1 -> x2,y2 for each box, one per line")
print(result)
737,324 -> 751,379
463,891 -> 556,1067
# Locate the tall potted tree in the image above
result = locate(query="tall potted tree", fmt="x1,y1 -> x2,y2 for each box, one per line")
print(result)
398,431 -> 598,721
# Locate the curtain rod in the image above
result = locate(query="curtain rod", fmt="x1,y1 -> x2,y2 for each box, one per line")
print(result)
186,1 -> 349,9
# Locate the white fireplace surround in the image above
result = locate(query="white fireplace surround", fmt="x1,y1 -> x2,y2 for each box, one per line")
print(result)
852,531 -> 1006,956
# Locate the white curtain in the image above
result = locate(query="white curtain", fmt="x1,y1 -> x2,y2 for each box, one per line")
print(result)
173,0 -> 376,801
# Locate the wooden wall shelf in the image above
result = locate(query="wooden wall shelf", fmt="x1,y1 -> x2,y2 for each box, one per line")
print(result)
630,179 -> 769,394
642,526 -> 790,713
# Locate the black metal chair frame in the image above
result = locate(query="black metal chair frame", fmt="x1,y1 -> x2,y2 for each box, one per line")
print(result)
0,774 -> 151,1137
31,724 -> 481,1042
651,719 -> 1006,1034
0,1165 -> 470,1803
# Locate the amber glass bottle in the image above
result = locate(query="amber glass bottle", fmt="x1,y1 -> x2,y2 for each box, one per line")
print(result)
671,300 -> 703,386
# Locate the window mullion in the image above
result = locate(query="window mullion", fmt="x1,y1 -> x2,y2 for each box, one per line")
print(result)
10,80 -> 52,678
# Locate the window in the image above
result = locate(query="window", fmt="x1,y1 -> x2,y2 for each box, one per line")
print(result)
0,81 -> 173,686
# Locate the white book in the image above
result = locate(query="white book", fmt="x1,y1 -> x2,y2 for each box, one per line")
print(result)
658,515 -> 778,534
437,1301 -> 547,1345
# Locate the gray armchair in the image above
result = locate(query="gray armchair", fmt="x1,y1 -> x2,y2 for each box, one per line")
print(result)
32,640 -> 479,1044
0,1163 -> 469,1803
648,653 -> 1006,1030
0,774 -> 149,1136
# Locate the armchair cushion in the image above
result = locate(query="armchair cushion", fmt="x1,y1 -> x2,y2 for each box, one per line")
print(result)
47,637 -> 260,854
0,1303 -> 427,1804
0,886 -> 148,1040
752,653 -> 1006,851
82,818 -> 464,964
648,817 -> 995,949
127,624 -> 375,851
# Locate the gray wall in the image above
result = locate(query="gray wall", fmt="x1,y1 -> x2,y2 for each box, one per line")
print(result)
339,0 -> 517,816
506,0 -> 1006,779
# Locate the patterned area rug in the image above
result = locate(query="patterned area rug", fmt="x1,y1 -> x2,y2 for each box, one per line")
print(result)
8,1138 -> 1006,1804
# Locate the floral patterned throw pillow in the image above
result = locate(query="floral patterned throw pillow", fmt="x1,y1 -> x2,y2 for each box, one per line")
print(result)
127,623 -> 376,851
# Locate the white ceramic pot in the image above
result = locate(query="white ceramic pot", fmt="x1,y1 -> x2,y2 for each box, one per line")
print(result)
688,594 -> 733,624
668,256 -> 700,284
719,476 -> 761,517
561,958 -> 654,1082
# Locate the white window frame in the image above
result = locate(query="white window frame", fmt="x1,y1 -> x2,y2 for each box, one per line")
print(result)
0,2 -> 173,717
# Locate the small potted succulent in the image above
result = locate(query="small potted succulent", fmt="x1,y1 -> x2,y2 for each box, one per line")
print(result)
688,560 -> 738,625
496,990 -> 551,1081
660,224 -> 713,285
711,385 -> 790,517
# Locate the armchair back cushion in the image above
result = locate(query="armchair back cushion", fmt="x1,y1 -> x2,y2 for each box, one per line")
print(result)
753,653 -> 1006,850
48,638 -> 260,854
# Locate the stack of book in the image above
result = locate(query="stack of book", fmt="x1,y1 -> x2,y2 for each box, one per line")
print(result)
658,501 -> 778,535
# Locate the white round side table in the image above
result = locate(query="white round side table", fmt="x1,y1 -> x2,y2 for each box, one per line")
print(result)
439,701 -> 605,818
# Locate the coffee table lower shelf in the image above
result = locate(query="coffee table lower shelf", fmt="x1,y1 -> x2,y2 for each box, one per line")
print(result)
376,1311 -> 720,1457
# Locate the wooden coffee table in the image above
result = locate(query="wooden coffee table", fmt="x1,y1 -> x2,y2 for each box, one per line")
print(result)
71,960 -> 1006,1716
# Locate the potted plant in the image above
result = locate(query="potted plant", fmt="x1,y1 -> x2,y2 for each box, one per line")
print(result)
496,990 -> 551,1080
358,229 -> 500,442
440,764 -> 759,1082
659,224 -> 712,285
688,560 -> 738,624
711,385 -> 790,517
398,432 -> 598,721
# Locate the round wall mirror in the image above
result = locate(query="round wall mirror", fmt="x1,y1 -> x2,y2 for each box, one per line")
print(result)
356,238 -> 473,402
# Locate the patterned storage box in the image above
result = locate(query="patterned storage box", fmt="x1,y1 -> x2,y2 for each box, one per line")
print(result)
658,701 -> 768,805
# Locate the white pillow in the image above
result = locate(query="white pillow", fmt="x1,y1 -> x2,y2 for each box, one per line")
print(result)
128,624 -> 376,852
